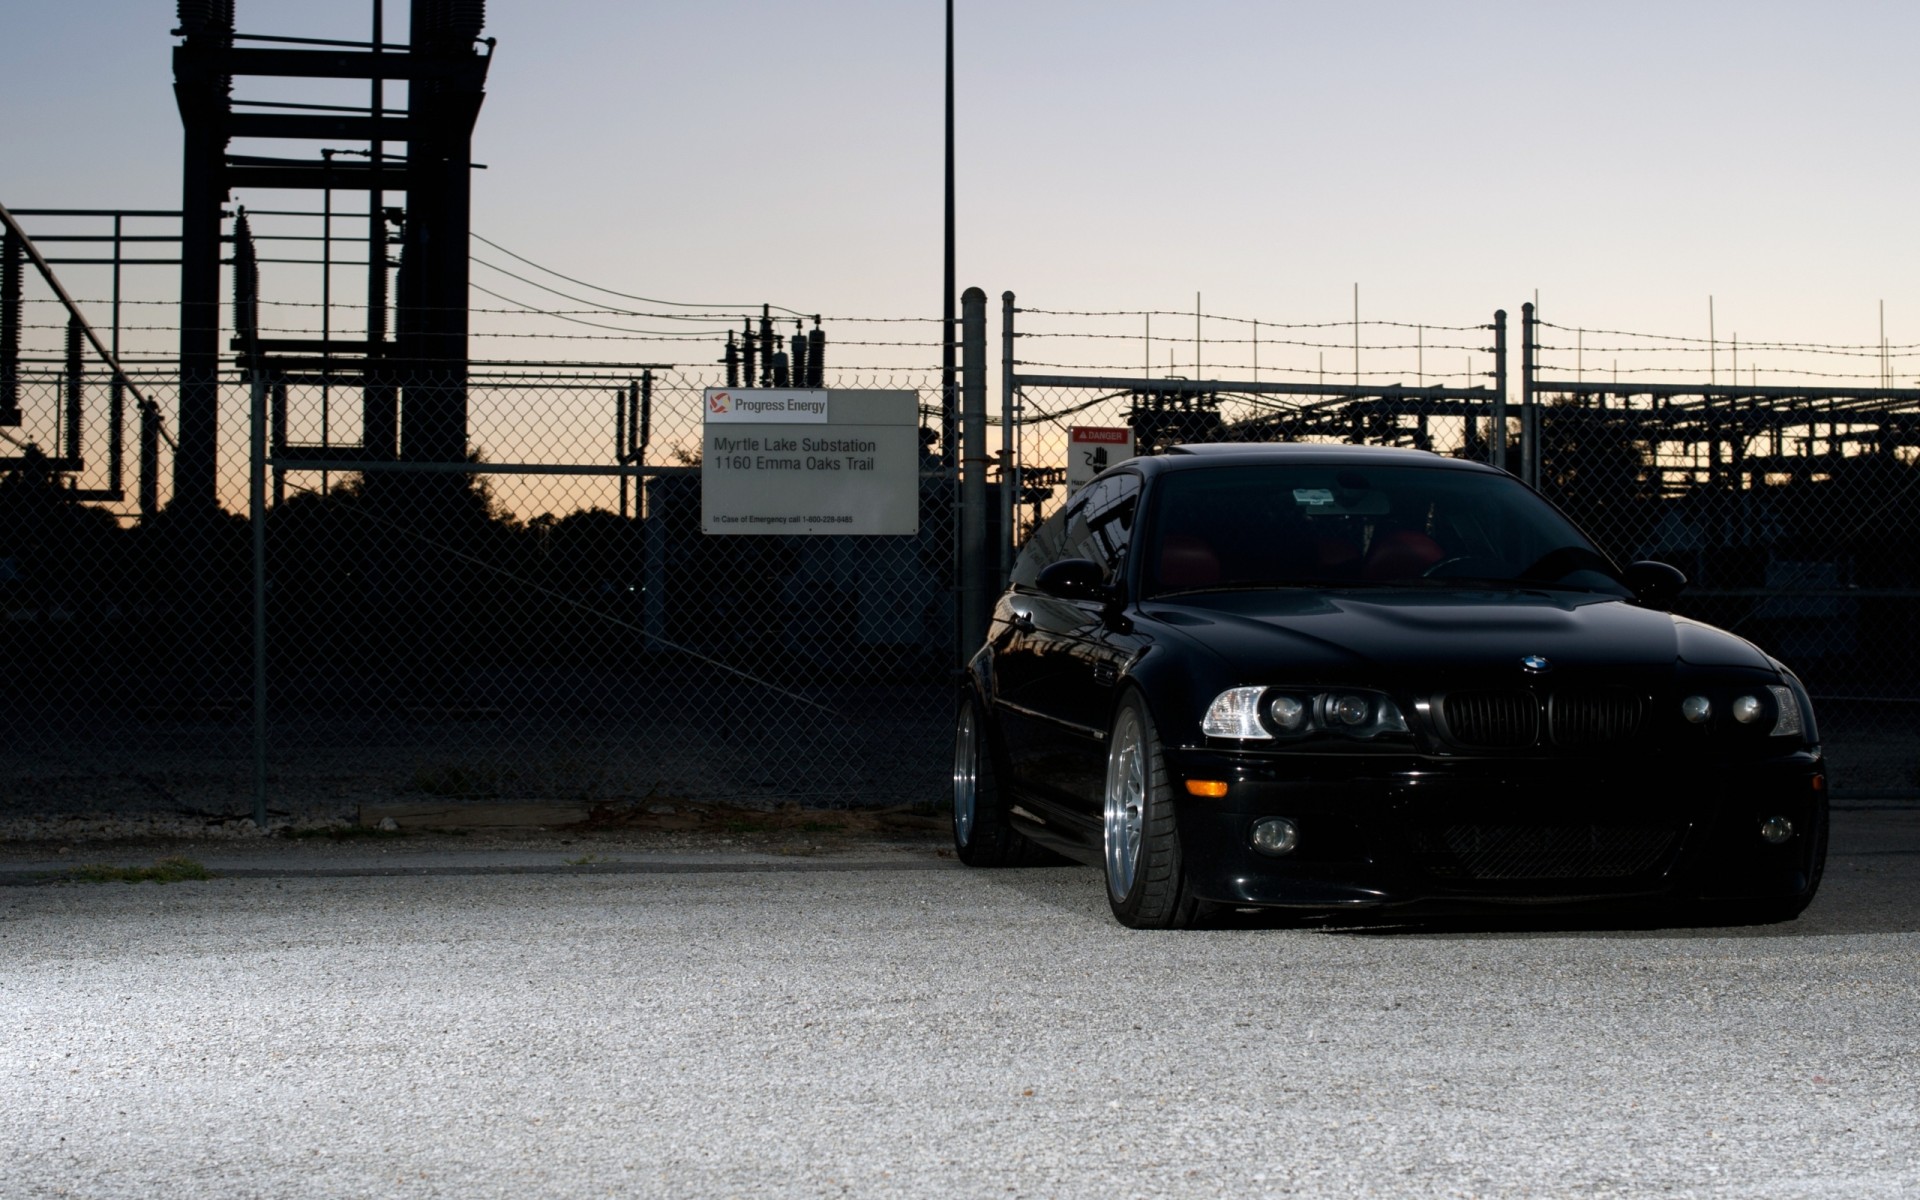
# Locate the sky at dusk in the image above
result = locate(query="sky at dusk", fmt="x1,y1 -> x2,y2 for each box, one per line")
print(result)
4,0 -> 1919,381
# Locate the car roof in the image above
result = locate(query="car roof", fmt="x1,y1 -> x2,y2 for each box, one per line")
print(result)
1120,442 -> 1504,477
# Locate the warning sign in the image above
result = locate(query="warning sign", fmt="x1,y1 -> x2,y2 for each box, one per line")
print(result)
1067,426 -> 1135,493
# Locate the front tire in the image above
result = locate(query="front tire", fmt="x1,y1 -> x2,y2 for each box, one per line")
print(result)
1104,692 -> 1208,929
952,692 -> 1044,867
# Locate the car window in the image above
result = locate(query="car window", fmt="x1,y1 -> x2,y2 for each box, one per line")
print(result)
1011,502 -> 1073,589
1066,473 -> 1139,581
1010,472 -> 1140,589
1141,463 -> 1630,597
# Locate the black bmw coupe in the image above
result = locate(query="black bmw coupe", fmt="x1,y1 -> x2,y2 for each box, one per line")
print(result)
955,443 -> 1827,929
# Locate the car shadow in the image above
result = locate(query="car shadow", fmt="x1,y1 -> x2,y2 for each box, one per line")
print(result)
1300,851 -> 1920,939
959,836 -> 1920,939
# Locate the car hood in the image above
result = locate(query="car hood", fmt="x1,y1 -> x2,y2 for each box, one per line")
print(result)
1141,587 -> 1775,678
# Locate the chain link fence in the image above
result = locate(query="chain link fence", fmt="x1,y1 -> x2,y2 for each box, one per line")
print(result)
9,284 -> 1920,824
3,362 -> 961,821
1005,302 -> 1920,795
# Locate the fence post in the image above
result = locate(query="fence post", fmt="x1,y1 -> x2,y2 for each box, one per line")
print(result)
138,401 -> 159,520
249,375 -> 268,828
1520,301 -> 1538,487
1492,309 -> 1508,471
960,287 -> 990,663
1000,291 -> 1017,585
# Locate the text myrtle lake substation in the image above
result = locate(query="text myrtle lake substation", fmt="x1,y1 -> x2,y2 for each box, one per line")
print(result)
709,434 -> 883,473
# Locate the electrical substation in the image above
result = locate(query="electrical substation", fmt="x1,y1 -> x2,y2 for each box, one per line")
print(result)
3,2 -> 1920,817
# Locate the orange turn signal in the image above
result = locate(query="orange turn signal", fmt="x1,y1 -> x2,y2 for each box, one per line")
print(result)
1811,774 -> 1826,792
1184,780 -> 1229,798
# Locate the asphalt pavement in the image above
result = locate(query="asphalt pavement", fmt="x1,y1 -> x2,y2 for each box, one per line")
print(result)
2,806 -> 1917,1198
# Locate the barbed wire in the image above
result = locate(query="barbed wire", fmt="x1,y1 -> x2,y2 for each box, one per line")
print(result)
1535,364 -> 1920,383
1012,358 -> 1480,379
1537,342 -> 1920,360
1021,329 -> 1491,353
1535,319 -> 1920,352
1017,307 -> 1489,332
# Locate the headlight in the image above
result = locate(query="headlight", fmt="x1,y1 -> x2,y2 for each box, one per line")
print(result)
1766,685 -> 1805,738
1202,687 -> 1270,740
1202,687 -> 1409,742
1268,694 -> 1308,732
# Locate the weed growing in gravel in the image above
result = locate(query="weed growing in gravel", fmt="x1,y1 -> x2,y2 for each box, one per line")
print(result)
68,857 -> 213,884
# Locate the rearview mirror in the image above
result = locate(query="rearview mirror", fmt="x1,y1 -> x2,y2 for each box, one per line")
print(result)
1623,560 -> 1687,610
1035,558 -> 1112,603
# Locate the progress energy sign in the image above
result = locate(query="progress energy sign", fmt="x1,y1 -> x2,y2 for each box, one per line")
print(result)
702,389 -> 920,535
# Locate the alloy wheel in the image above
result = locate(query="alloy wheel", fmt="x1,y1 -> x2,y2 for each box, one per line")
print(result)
953,703 -> 978,847
1104,707 -> 1146,900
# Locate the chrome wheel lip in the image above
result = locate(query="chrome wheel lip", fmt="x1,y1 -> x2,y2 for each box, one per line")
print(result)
953,704 -> 978,847
1104,708 -> 1145,901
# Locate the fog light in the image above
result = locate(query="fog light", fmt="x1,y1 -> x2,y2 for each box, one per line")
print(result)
1759,816 -> 1794,844
1731,694 -> 1764,724
1250,817 -> 1299,856
1681,695 -> 1712,724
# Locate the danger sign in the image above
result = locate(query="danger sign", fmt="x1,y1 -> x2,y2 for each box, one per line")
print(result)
1067,426 -> 1135,493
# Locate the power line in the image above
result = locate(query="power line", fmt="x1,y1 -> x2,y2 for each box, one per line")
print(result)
470,232 -> 810,316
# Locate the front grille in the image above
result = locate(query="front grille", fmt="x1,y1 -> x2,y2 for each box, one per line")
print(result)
1439,690 -> 1538,748
1549,690 -> 1647,747
1405,824 -> 1680,881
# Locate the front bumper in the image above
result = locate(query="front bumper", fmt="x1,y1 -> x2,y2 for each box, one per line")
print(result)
1162,746 -> 1826,913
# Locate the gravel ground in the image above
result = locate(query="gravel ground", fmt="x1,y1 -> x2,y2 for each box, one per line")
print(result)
1,809 -> 1916,1199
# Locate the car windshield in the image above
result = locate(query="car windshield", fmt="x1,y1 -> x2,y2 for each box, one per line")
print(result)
1142,462 -> 1629,598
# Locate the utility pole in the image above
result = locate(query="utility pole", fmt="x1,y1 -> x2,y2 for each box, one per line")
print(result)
942,0 -> 957,472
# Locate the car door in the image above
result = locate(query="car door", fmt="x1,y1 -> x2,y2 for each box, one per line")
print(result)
994,473 -> 1143,818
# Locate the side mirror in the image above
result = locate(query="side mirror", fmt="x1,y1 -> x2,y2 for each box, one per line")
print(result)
1034,557 -> 1113,603
1623,560 -> 1687,609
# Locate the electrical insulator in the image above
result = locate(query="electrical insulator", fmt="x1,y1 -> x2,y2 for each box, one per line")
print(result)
759,305 -> 775,387
807,324 -> 825,388
771,350 -> 791,389
724,331 -> 740,389
790,324 -> 808,389
742,319 -> 758,387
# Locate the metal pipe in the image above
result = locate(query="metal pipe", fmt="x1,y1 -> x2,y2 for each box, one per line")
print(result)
1,227 -> 19,425
249,375 -> 269,829
1000,290 -> 1017,585
139,401 -> 160,520
64,317 -> 83,464
616,381 -> 628,517
639,370 -> 652,454
0,204 -> 156,417
1492,309 -> 1508,470
959,286 -> 989,662
1520,302 -> 1537,487
942,0 -> 957,476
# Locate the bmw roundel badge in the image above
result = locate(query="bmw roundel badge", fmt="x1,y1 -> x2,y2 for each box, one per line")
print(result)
1521,655 -> 1552,674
